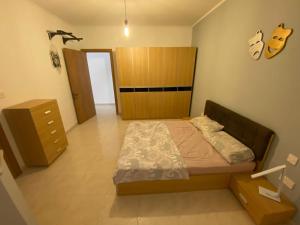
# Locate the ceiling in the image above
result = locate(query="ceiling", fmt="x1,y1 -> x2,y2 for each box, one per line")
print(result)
31,0 -> 223,26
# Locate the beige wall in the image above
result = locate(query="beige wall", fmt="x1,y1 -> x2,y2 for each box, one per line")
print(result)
191,0 -> 300,222
0,0 -> 79,167
76,25 -> 192,49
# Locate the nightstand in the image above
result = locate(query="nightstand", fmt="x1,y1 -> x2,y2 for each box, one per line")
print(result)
230,173 -> 296,225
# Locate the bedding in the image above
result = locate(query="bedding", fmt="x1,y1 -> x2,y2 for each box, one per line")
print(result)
190,115 -> 224,133
113,122 -> 189,184
206,131 -> 255,164
165,121 -> 256,174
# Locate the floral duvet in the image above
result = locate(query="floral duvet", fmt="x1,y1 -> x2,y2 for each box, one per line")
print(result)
113,122 -> 189,184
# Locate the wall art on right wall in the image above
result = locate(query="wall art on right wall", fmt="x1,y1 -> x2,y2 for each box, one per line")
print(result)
265,23 -> 293,59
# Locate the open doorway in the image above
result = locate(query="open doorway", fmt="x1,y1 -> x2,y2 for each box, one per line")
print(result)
82,49 -> 118,114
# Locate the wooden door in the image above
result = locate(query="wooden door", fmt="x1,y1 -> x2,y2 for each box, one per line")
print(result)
0,123 -> 22,178
63,48 -> 96,124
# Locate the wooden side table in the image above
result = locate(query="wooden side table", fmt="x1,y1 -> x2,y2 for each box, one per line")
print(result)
230,173 -> 296,225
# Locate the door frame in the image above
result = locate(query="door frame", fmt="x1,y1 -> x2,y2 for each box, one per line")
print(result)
81,49 -> 119,114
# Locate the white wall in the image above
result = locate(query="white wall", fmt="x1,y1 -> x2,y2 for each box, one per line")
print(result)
76,25 -> 192,49
0,0 -> 79,167
87,53 -> 115,104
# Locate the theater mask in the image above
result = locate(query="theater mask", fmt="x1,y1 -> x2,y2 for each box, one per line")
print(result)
248,30 -> 264,60
265,23 -> 292,59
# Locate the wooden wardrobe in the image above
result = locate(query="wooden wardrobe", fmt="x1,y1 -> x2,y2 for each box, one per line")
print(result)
116,47 -> 197,119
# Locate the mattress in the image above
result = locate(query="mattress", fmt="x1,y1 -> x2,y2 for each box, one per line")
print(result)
165,121 -> 256,175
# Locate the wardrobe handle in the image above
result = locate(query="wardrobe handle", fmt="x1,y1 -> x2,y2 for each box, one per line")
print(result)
48,120 -> 54,125
44,110 -> 52,115
50,130 -> 57,135
238,193 -> 248,205
54,138 -> 59,144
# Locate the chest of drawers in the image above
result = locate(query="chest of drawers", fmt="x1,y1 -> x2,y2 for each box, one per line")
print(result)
3,99 -> 68,166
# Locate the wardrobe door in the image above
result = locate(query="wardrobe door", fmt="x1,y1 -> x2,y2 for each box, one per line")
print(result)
176,91 -> 192,117
134,92 -> 150,119
174,48 -> 197,86
148,47 -> 164,86
148,47 -> 196,86
120,93 -> 136,119
131,48 -> 149,86
116,48 -> 149,87
116,48 -> 133,86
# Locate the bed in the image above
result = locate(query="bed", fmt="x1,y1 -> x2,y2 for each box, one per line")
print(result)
114,100 -> 274,195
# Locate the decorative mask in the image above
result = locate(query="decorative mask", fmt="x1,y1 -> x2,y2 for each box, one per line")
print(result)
265,23 -> 292,59
248,30 -> 264,60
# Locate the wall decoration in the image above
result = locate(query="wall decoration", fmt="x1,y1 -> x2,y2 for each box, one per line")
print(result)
265,23 -> 293,59
46,30 -> 83,45
49,50 -> 61,68
248,30 -> 264,60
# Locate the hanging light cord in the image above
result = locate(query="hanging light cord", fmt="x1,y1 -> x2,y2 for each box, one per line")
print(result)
124,0 -> 128,21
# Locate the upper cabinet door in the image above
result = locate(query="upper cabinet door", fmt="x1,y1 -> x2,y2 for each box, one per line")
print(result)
116,47 -> 149,87
116,47 -> 196,87
116,48 -> 133,86
149,47 -> 197,86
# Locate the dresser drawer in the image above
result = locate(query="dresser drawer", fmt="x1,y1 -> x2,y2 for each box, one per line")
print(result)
39,126 -> 66,145
44,136 -> 67,163
33,115 -> 64,137
230,177 -> 264,225
31,101 -> 59,120
32,110 -> 61,130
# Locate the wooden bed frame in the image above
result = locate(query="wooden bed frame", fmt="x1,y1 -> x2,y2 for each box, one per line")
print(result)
116,100 -> 274,195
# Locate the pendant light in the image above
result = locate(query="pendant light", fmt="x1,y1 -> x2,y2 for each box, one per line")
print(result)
123,0 -> 129,37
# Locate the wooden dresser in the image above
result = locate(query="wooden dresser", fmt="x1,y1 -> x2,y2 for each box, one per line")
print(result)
3,99 -> 68,166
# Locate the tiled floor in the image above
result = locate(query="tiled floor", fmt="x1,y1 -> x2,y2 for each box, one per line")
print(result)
17,104 -> 255,225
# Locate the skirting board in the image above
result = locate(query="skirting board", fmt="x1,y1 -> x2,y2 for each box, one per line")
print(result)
116,173 -> 231,195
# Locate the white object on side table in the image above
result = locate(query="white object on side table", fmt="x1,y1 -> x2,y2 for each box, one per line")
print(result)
251,164 -> 286,202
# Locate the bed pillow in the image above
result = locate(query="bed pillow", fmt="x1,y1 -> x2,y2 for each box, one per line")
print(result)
190,115 -> 224,133
207,131 -> 255,164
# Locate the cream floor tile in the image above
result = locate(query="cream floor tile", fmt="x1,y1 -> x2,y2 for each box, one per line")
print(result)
179,211 -> 255,225
98,217 -> 138,225
138,193 -> 182,217
16,105 -> 255,225
138,216 -> 180,225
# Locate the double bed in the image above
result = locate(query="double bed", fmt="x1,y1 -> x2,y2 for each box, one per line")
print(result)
113,100 -> 274,195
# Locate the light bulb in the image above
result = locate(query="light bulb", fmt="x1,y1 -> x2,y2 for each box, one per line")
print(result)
124,19 -> 129,37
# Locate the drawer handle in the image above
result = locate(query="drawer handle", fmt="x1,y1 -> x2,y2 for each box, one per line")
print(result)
54,138 -> 59,144
238,193 -> 248,204
56,147 -> 63,153
44,110 -> 52,115
50,130 -> 57,135
48,120 -> 54,125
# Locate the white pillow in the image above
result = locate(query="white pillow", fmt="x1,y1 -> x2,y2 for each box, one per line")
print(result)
207,131 -> 255,164
190,115 -> 224,133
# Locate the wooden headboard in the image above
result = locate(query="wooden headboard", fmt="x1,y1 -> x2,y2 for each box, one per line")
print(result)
204,100 -> 274,169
